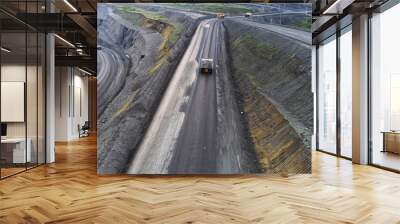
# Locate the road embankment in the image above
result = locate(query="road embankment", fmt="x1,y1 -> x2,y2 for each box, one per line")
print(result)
223,19 -> 312,174
215,22 -> 261,173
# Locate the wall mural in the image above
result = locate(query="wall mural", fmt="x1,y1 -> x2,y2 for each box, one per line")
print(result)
97,3 -> 313,175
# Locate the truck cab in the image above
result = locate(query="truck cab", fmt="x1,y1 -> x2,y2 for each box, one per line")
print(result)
245,12 -> 252,17
200,58 -> 214,74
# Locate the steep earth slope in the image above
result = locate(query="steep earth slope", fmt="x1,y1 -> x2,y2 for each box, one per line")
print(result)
223,19 -> 312,174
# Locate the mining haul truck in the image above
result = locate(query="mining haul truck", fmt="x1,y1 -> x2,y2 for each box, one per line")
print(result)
200,58 -> 214,74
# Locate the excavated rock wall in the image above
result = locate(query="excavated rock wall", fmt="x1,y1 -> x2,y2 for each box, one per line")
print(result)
223,19 -> 312,173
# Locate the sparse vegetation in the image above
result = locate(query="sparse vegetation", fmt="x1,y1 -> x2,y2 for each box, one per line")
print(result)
116,9 -> 144,26
117,5 -> 182,46
169,3 -> 253,15
112,91 -> 137,120
116,4 -> 186,76
118,6 -> 166,22
233,34 -> 277,60
169,24 -> 183,44
293,18 -> 311,30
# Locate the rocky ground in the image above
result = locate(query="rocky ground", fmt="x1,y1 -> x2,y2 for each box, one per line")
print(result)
97,4 -> 205,173
223,18 -> 312,174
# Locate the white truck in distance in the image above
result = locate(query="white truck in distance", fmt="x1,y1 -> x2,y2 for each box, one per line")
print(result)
200,58 -> 214,74
245,12 -> 252,17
